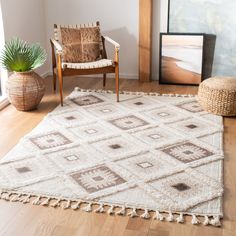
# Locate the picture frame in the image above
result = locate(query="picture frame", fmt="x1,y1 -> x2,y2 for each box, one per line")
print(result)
159,33 -> 206,86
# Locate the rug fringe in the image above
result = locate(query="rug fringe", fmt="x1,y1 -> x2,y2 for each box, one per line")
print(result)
73,87 -> 197,98
127,208 -> 138,218
0,190 -> 222,227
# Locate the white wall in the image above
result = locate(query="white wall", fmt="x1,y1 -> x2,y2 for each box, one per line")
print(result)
0,0 -> 47,75
44,0 -> 139,79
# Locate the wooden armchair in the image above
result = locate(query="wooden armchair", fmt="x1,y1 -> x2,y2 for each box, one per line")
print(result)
50,22 -> 120,106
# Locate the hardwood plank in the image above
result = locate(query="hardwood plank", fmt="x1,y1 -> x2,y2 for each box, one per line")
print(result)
139,0 -> 153,82
0,76 -> 235,236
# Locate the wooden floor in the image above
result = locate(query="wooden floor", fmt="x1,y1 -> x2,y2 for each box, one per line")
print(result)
0,76 -> 235,236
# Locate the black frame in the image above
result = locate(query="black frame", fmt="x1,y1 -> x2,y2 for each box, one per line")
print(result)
159,33 -> 206,86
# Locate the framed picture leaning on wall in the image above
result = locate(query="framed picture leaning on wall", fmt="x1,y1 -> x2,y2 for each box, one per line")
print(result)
159,33 -> 205,85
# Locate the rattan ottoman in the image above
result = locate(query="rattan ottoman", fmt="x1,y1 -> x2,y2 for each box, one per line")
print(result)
198,77 -> 236,116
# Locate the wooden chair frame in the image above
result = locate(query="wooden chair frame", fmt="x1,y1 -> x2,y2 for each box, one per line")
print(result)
50,22 -> 120,106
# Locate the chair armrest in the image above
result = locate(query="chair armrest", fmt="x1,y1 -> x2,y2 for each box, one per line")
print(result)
104,36 -> 120,51
50,38 -> 63,54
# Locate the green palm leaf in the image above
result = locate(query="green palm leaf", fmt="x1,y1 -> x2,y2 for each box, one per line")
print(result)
0,38 -> 47,72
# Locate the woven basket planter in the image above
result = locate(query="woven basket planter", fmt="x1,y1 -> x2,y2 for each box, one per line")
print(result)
6,71 -> 45,111
198,77 -> 236,116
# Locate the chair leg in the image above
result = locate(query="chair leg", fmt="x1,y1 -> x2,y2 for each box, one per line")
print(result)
58,72 -> 63,106
103,74 -> 106,87
53,67 -> 56,92
57,55 -> 63,106
115,64 -> 119,102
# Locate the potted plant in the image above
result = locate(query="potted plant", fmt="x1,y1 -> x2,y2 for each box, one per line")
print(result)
0,38 -> 47,111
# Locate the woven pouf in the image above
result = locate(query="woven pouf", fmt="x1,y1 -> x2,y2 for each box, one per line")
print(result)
198,77 -> 236,116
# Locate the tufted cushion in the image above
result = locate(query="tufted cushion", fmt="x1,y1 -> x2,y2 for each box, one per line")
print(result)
59,26 -> 101,63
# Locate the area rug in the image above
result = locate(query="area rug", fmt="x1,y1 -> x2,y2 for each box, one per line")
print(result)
0,88 -> 224,227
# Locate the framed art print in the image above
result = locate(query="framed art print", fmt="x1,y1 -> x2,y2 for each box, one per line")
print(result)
159,33 -> 205,85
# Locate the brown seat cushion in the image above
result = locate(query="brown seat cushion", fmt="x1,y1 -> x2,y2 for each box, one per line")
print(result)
59,26 -> 101,63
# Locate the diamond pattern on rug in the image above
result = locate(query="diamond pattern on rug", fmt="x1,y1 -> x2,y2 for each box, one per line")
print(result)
168,118 -> 222,138
143,107 -> 187,124
149,170 -> 222,211
71,95 -> 104,106
44,145 -> 103,172
91,135 -> 145,160
48,110 -> 95,127
130,126 -> 183,148
70,165 -> 126,193
68,121 -> 117,142
0,157 -> 58,187
116,152 -> 176,181
176,100 -> 204,113
109,115 -> 149,131
29,132 -> 72,150
161,141 -> 214,163
87,103 -> 128,118
119,96 -> 162,110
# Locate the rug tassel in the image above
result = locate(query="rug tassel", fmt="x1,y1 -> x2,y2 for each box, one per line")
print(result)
176,213 -> 184,223
116,206 -> 126,216
203,215 -> 210,226
210,216 -> 221,227
71,201 -> 81,210
141,209 -> 151,219
32,196 -> 41,205
153,211 -> 164,221
21,194 -> 31,204
191,214 -> 200,225
167,212 -> 174,222
50,199 -> 61,208
62,200 -> 71,209
127,208 -> 138,218
41,197 -> 50,206
95,203 -> 105,213
82,202 -> 93,212
1,192 -> 11,201
107,205 -> 115,215
11,194 -> 21,202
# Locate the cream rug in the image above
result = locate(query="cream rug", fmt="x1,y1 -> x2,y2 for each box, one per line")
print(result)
0,88 -> 224,227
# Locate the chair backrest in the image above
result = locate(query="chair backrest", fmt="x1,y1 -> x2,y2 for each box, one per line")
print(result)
54,22 -> 104,62
54,21 -> 103,48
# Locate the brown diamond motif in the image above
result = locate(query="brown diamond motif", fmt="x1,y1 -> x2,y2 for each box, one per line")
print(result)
186,124 -> 198,129
70,165 -> 126,193
30,132 -> 72,150
177,101 -> 203,113
71,95 -> 104,106
93,176 -> 104,181
16,167 -> 31,174
65,116 -> 76,120
109,144 -> 122,149
172,183 -> 190,192
137,162 -> 153,169
134,102 -> 144,106
161,142 -> 214,163
47,139 -> 55,143
109,115 -> 149,131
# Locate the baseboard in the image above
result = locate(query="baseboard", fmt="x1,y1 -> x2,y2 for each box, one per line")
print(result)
40,71 -> 139,80
0,97 -> 10,110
